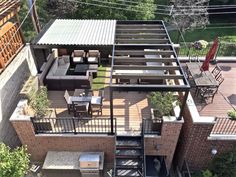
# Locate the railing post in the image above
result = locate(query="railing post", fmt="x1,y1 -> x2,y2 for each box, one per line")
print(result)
72,117 -> 77,134
110,87 -> 114,135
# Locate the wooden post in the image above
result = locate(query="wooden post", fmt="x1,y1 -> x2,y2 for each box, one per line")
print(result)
29,0 -> 41,34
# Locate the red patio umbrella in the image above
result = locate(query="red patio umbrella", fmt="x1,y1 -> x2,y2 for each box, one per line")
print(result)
200,38 -> 219,71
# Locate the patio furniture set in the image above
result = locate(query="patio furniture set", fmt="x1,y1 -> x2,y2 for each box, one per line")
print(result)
64,89 -> 104,117
71,50 -> 101,65
186,62 -> 224,103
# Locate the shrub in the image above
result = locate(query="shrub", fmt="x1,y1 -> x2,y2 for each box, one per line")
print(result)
210,149 -> 236,177
27,86 -> 50,118
227,110 -> 236,120
148,92 -> 179,117
0,143 -> 30,177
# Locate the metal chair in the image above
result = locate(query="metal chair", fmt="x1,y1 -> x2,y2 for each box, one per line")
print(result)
91,89 -> 104,115
211,65 -> 221,78
199,86 -> 218,103
73,102 -> 89,117
216,73 -> 224,86
64,90 -> 73,114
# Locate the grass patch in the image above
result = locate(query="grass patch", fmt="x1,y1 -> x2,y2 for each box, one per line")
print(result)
92,66 -> 107,90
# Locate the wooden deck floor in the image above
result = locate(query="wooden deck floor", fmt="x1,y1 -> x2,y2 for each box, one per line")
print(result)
48,89 -> 150,135
184,62 -> 236,135
188,63 -> 236,117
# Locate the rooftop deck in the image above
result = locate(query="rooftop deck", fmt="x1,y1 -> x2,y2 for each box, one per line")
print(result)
185,62 -> 236,135
191,63 -> 236,117
48,89 -> 150,135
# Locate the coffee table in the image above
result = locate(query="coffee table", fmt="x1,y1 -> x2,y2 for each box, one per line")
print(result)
74,64 -> 98,77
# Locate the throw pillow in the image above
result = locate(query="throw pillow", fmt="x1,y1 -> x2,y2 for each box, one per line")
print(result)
58,59 -> 65,66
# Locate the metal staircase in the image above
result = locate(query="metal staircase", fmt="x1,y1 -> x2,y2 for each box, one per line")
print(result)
114,136 -> 144,177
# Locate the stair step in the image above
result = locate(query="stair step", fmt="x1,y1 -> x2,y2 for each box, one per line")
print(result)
116,140 -> 141,147
116,149 -> 142,157
116,159 -> 142,168
116,169 -> 142,177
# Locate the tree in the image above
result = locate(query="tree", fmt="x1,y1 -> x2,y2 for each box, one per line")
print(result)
0,143 -> 30,177
47,0 -> 156,20
210,149 -> 236,177
169,0 -> 210,43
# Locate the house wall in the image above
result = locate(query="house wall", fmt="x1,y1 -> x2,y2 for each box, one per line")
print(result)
11,119 -> 115,164
175,98 -> 236,170
0,45 -> 37,147
145,119 -> 183,170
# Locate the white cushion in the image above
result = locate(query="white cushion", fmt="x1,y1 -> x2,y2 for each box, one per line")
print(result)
62,55 -> 70,63
58,59 -> 65,66
54,69 -> 67,76
73,57 -> 83,63
91,96 -> 102,105
88,57 -> 98,63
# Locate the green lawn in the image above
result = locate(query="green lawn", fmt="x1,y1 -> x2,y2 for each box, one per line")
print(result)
169,26 -> 236,56
92,66 -> 107,90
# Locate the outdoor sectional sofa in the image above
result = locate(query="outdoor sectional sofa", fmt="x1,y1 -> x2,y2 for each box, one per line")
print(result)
45,56 -> 92,90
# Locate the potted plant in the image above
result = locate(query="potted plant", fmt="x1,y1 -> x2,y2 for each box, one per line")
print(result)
227,110 -> 236,120
148,92 -> 180,131
27,86 -> 51,118
20,76 -> 39,99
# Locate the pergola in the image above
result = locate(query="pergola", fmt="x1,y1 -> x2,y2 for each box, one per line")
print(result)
109,20 -> 190,134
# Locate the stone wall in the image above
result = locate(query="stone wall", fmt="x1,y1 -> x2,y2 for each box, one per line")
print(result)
145,118 -> 183,170
0,45 -> 37,147
11,118 -> 115,164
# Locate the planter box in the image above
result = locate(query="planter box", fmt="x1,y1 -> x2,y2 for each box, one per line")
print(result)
20,76 -> 39,99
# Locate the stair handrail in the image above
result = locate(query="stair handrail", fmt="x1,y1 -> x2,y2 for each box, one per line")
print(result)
141,119 -> 146,177
113,117 -> 117,177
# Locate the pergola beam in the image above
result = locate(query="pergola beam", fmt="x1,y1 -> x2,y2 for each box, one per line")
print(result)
113,65 -> 180,70
114,57 -> 176,63
112,74 -> 184,80
114,50 -> 174,56
116,39 -> 169,44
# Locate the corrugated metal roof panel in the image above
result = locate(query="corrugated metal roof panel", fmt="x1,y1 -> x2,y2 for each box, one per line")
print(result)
37,19 -> 116,45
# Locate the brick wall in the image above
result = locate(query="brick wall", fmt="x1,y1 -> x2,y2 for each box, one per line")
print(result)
11,120 -> 115,164
145,120 -> 183,170
175,104 -> 236,170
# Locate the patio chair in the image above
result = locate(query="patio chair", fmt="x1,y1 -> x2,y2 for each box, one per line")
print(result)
91,89 -> 104,115
64,90 -> 73,114
71,50 -> 85,64
199,86 -> 217,103
58,48 -> 68,56
73,103 -> 89,117
216,73 -> 224,86
211,65 -> 221,78
86,50 -> 100,65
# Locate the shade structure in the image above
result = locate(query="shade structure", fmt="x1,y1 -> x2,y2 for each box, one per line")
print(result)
201,38 -> 219,71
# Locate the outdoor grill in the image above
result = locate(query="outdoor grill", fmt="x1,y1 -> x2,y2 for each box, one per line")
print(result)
79,153 -> 101,177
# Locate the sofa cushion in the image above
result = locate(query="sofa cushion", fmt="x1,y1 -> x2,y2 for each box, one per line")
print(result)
62,55 -> 70,63
87,57 -> 98,63
54,69 -> 67,76
58,59 -> 65,66
73,57 -> 83,63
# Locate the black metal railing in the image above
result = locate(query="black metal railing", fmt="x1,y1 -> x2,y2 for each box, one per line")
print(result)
143,118 -> 162,135
31,117 -> 116,135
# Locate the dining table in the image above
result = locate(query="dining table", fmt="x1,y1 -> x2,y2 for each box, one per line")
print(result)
186,62 -> 218,87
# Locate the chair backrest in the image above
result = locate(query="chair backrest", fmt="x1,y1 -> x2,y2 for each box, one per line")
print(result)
88,50 -> 100,57
203,87 -> 217,97
58,48 -> 68,56
64,90 -> 70,103
211,65 -> 221,78
74,50 -> 85,57
74,104 -> 87,113
216,74 -> 224,86
99,89 -> 105,98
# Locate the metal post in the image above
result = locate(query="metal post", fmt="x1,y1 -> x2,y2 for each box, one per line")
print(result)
110,87 -> 114,135
178,91 -> 189,120
72,117 -> 77,134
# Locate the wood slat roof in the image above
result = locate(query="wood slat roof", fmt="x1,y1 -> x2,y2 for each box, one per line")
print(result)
111,21 -> 190,91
